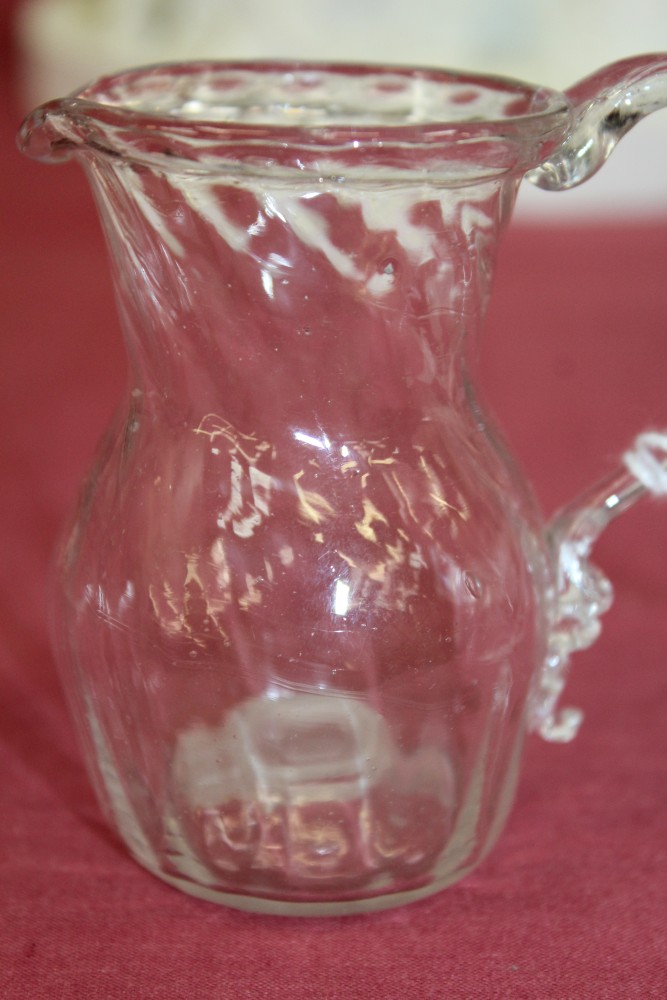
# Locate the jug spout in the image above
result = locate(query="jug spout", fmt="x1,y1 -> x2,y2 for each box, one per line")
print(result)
530,433 -> 667,743
17,99 -> 84,162
527,53 -> 667,191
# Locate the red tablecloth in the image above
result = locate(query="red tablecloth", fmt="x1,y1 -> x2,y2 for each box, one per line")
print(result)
1,29 -> 666,999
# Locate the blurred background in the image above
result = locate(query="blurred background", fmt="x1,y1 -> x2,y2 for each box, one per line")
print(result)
7,0 -> 667,219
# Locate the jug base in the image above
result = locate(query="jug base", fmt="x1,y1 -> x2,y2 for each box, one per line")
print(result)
142,863 -> 471,916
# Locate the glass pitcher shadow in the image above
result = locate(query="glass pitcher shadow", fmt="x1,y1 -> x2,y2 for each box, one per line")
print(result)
19,57 -> 667,915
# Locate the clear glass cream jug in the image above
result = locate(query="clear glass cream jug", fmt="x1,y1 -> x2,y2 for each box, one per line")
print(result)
19,57 -> 667,915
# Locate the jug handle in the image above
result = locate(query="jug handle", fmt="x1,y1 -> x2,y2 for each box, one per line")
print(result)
524,55 -> 667,741
526,53 -> 667,191
528,436 -> 667,743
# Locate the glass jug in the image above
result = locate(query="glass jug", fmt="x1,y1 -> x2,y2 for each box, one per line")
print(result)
19,57 -> 667,915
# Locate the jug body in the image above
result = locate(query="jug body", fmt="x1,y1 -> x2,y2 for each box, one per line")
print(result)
20,60 -> 667,914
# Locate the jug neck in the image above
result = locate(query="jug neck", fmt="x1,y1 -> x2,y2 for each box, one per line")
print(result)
86,153 -> 519,434
17,61 -> 576,437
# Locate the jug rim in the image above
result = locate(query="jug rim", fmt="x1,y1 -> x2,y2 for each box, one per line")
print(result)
19,60 -> 572,177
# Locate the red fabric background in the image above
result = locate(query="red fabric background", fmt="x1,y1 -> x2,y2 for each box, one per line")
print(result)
1,18 -> 666,998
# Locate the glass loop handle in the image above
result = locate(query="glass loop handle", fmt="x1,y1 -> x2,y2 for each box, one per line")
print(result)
529,434 -> 667,743
525,54 -> 667,741
527,53 -> 667,191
